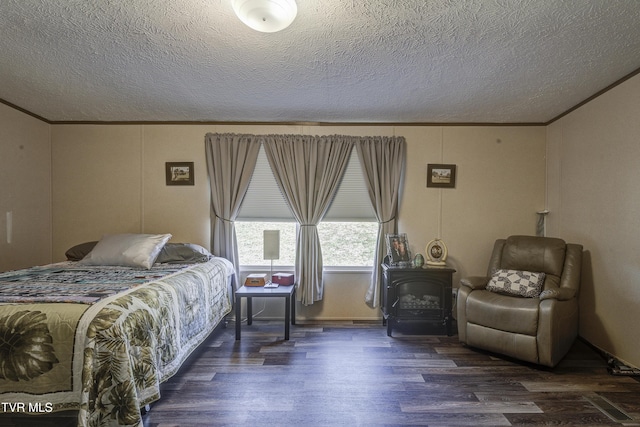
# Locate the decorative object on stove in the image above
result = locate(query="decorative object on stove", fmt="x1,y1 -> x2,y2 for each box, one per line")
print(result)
385,233 -> 411,266
425,238 -> 448,266
413,253 -> 425,268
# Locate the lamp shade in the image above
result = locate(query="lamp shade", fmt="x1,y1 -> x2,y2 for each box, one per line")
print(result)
232,0 -> 297,33
263,230 -> 280,260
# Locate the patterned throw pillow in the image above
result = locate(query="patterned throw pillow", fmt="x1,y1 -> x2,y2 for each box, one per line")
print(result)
486,269 -> 546,298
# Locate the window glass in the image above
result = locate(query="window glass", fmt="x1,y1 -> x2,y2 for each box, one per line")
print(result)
236,221 -> 378,267
236,221 -> 296,266
317,221 -> 378,266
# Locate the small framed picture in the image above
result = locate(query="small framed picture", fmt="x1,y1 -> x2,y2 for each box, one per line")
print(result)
166,162 -> 194,186
385,233 -> 411,265
427,164 -> 456,188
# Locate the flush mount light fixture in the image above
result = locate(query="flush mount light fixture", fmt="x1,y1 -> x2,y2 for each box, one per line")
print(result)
232,0 -> 297,33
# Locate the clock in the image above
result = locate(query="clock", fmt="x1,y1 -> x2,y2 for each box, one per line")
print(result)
425,238 -> 448,266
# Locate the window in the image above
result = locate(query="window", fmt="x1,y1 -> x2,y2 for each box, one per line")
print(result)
236,144 -> 377,267
236,221 -> 297,266
235,221 -> 378,267
317,221 -> 378,267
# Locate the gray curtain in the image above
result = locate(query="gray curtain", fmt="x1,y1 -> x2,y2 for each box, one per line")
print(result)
263,135 -> 353,305
355,136 -> 406,308
204,133 -> 261,286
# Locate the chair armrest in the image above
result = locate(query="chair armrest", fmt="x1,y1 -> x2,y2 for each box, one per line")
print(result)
539,287 -> 576,301
460,276 -> 489,290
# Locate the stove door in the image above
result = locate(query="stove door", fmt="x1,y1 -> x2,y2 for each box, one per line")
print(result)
392,275 -> 447,321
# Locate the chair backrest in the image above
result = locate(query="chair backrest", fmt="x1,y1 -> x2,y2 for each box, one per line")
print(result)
487,235 -> 583,293
498,235 -> 566,277
487,235 -> 565,286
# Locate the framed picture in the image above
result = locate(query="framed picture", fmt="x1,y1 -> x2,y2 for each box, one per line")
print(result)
166,162 -> 194,186
385,233 -> 411,265
427,164 -> 456,188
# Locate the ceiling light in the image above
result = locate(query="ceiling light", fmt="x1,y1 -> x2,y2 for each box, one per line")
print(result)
232,0 -> 297,33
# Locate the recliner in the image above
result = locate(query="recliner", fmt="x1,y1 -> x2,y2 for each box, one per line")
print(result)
457,235 -> 583,367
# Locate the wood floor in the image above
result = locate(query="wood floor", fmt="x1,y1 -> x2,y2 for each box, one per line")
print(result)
2,320 -> 639,426
142,320 -> 640,427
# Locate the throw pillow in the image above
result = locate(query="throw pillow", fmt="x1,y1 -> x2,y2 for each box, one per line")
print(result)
487,269 -> 546,298
79,233 -> 172,269
65,241 -> 98,261
156,243 -> 213,264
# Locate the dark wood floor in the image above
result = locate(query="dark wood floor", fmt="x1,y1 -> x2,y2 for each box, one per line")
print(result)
142,320 -> 640,427
2,320 -> 639,426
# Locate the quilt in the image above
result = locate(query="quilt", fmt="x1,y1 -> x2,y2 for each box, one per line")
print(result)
0,257 -> 234,427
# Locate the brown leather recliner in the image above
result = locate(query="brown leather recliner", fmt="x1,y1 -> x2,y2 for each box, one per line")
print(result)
457,235 -> 583,367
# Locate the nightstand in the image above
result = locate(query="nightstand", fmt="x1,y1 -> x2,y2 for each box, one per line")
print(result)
235,284 -> 296,340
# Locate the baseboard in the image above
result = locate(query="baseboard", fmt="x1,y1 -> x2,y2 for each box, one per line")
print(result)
578,336 -> 640,374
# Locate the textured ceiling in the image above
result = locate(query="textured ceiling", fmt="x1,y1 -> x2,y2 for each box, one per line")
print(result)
1,0 -> 640,123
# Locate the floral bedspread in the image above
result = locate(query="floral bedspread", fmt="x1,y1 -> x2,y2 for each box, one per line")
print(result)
0,257 -> 234,426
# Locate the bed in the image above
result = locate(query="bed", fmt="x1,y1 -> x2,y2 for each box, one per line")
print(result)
0,234 -> 234,427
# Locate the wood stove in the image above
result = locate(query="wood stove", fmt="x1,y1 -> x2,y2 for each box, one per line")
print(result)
381,262 -> 455,336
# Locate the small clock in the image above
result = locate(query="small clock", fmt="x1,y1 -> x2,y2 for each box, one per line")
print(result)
425,238 -> 448,266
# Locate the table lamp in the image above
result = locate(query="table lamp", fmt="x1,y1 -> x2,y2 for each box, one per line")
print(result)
263,230 -> 280,284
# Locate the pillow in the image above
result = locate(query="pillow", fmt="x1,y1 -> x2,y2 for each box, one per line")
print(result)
155,243 -> 213,264
486,269 -> 546,298
65,241 -> 98,261
79,233 -> 172,269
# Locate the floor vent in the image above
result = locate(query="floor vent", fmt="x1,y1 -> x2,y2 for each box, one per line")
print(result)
585,394 -> 634,423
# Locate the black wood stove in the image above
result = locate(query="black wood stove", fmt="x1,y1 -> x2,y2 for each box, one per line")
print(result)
381,261 -> 455,336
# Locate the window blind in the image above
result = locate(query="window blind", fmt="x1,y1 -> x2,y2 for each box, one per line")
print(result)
236,144 -> 376,221
324,150 -> 376,221
237,145 -> 293,220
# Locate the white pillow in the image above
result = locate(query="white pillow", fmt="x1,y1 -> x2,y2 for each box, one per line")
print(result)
80,233 -> 172,269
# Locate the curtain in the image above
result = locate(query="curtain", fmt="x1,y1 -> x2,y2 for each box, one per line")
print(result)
263,135 -> 353,305
204,133 -> 261,286
355,136 -> 406,308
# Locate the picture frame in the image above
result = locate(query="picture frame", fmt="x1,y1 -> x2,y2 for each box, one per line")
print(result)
166,162 -> 194,186
385,233 -> 411,265
427,164 -> 456,188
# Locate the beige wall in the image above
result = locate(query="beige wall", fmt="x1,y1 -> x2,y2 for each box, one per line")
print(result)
50,123 -> 545,321
546,73 -> 640,369
397,126 -> 546,282
0,106 -> 547,325
0,104 -> 51,271
4,79 -> 638,366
